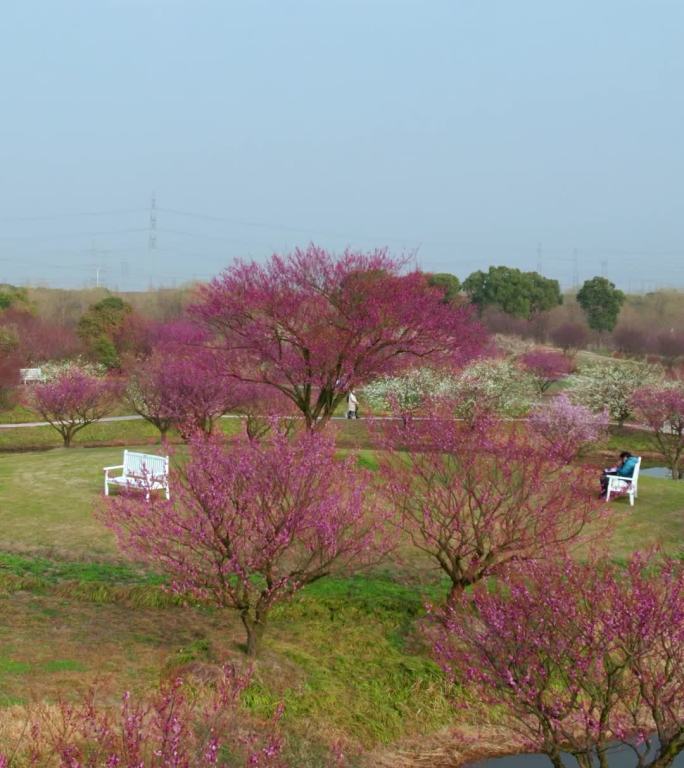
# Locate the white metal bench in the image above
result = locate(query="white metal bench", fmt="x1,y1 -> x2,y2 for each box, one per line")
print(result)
605,457 -> 641,506
20,367 -> 45,384
104,450 -> 170,500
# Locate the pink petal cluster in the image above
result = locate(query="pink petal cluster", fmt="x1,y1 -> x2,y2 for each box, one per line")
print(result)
529,394 -> 609,461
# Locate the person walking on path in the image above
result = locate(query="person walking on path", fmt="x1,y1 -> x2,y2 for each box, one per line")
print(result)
346,390 -> 359,419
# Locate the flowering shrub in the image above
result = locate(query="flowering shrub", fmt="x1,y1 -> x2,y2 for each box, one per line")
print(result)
452,358 -> 536,418
567,361 -> 662,425
0,666 -> 284,767
40,357 -> 108,381
529,394 -> 609,460
361,367 -> 459,417
362,359 -> 535,422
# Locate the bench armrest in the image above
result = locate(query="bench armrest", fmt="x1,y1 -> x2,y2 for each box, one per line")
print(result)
103,464 -> 124,472
605,474 -> 632,481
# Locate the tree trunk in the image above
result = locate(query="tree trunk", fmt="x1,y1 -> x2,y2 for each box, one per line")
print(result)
241,611 -> 266,657
447,580 -> 467,606
597,746 -> 611,768
574,750 -> 594,768
546,749 -> 565,768
649,733 -> 684,768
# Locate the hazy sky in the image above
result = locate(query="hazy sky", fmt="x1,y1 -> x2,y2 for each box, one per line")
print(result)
1,0 -> 683,292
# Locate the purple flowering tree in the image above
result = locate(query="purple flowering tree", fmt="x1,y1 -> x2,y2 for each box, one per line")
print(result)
434,555 -> 684,768
29,370 -> 120,447
632,384 -> 684,479
377,410 -> 602,602
190,245 -> 487,430
101,430 -> 388,656
519,349 -> 574,395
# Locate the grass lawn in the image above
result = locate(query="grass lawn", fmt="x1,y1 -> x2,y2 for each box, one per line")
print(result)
0,445 -> 148,557
1,443 -> 684,759
0,416 -> 242,452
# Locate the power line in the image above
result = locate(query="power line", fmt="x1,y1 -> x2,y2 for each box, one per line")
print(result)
0,227 -> 148,241
0,208 -> 145,222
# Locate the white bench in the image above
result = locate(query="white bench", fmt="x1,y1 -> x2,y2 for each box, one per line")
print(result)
20,367 -> 45,383
605,457 -> 641,506
104,450 -> 170,500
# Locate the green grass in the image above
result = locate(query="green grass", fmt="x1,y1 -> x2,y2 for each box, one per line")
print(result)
0,445 -> 144,556
0,415 -> 242,452
0,551 -> 161,584
0,419 -> 164,451
602,475 -> 684,559
1,443 -> 684,754
605,425 -> 657,454
0,566 -> 452,746
0,403 -> 41,424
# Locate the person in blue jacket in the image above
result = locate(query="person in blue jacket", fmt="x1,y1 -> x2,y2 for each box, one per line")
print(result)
600,451 -> 638,498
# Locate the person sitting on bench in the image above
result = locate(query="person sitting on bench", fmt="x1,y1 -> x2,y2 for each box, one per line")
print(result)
600,451 -> 638,498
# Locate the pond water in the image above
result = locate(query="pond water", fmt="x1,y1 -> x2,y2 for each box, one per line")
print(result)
470,740 -> 684,768
640,466 -> 678,479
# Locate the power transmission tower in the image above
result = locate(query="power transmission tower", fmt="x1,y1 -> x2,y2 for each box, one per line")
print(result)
572,249 -> 579,287
148,192 -> 157,252
601,260 -> 608,278
536,242 -> 543,274
89,241 -> 108,288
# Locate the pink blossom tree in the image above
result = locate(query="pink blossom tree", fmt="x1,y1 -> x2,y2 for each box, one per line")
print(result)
0,665 -> 284,767
529,394 -> 609,461
127,352 -> 299,442
191,245 -> 486,430
125,350 -> 177,439
434,555 -> 684,768
29,370 -> 120,447
234,382 -> 299,441
632,384 -> 684,479
158,347 -> 242,440
376,412 -> 602,601
125,321 -> 231,440
102,430 -> 387,656
519,348 -> 574,395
